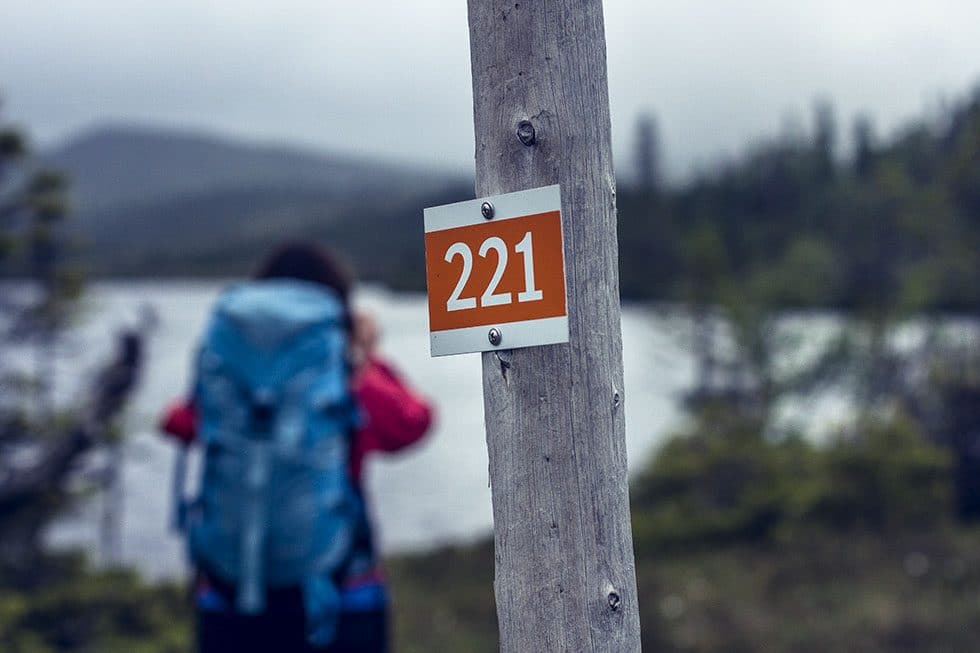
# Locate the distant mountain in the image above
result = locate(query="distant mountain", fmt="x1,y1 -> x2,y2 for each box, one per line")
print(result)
44,124 -> 457,213
39,124 -> 472,283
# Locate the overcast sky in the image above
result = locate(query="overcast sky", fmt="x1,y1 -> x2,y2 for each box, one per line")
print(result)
2,0 -> 979,179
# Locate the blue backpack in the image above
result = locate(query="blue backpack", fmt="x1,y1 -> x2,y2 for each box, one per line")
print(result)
186,279 -> 360,645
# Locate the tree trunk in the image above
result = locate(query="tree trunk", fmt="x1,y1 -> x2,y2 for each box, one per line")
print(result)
467,1 -> 642,650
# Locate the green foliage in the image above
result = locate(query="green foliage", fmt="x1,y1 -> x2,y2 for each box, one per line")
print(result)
745,235 -> 841,307
0,110 -> 74,344
633,531 -> 980,653
0,129 -> 27,158
383,527 -> 980,653
618,88 -> 980,314
0,555 -> 191,653
631,410 -> 952,550
379,420 -> 970,653
677,222 -> 731,306
387,542 -> 498,653
631,409 -> 812,547
808,415 -> 952,531
0,106 -> 158,653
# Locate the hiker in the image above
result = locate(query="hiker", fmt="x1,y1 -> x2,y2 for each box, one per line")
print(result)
159,242 -> 433,653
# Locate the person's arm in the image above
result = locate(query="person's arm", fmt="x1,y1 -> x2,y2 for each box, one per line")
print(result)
353,357 -> 434,453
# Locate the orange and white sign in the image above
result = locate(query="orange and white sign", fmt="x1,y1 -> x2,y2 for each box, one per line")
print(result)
424,185 -> 568,357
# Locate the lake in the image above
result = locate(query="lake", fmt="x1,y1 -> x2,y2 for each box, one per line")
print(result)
44,281 -> 695,580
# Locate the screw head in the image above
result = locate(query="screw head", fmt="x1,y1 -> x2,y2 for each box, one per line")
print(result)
481,201 -> 494,220
488,328 -> 502,346
517,120 -> 536,146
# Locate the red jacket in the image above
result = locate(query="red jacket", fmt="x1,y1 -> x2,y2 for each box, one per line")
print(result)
160,356 -> 433,480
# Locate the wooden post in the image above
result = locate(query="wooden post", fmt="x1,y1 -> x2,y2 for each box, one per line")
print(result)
467,1 -> 642,651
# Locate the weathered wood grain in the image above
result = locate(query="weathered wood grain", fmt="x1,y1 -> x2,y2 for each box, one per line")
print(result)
466,0 -> 642,650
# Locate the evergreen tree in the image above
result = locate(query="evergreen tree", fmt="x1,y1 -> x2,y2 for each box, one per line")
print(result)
853,114 -> 876,179
633,112 -> 661,194
0,104 -> 141,576
812,99 -> 837,181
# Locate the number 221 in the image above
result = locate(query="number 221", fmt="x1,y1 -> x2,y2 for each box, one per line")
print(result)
444,232 -> 542,312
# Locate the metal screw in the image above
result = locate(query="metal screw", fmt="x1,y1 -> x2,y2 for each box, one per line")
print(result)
481,201 -> 494,220
488,328 -> 502,346
517,120 -> 536,146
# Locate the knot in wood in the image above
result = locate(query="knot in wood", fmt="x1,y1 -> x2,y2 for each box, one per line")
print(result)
516,120 -> 536,146
607,591 -> 621,611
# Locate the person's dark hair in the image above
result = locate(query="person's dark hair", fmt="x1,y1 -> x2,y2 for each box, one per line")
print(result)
255,242 -> 354,328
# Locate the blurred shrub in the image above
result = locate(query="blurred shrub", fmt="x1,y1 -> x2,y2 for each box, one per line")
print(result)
0,554 -> 191,653
806,414 -> 952,532
631,407 -> 952,551
387,542 -> 498,653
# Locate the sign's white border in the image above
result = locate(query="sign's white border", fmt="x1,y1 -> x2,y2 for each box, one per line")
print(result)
424,184 -> 568,357
424,184 -> 561,233
430,316 -> 568,357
